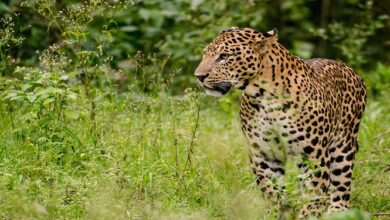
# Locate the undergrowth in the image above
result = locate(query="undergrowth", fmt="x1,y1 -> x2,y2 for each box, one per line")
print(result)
0,1 -> 389,220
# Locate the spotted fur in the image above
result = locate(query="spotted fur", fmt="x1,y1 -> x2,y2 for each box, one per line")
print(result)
194,27 -> 367,218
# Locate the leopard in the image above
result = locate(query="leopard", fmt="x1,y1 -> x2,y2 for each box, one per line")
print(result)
194,27 -> 367,218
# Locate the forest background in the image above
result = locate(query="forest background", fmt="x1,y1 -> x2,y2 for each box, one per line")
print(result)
0,0 -> 389,219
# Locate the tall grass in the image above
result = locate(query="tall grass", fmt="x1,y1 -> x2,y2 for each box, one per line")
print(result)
1,59 -> 389,219
0,1 -> 389,219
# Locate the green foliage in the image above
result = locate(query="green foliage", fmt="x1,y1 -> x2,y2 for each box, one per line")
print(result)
0,15 -> 25,73
0,0 -> 389,219
364,63 -> 390,97
310,1 -> 388,68
320,209 -> 370,220
2,0 -> 390,88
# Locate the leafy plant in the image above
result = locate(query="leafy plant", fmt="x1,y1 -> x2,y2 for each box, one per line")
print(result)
310,1 -> 388,69
0,15 -> 24,74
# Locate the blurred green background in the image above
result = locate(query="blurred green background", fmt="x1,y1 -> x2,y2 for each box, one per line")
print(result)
0,0 -> 389,219
1,0 -> 390,92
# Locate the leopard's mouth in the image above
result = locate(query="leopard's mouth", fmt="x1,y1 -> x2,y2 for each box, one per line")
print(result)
204,82 -> 232,97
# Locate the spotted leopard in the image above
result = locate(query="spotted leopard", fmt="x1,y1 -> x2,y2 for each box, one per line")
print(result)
194,27 -> 366,218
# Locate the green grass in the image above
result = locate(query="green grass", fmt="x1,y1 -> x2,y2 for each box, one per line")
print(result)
1,1 -> 389,219
0,84 -> 389,220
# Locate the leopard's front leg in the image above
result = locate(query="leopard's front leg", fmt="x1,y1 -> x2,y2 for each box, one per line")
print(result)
298,144 -> 331,219
250,149 -> 285,207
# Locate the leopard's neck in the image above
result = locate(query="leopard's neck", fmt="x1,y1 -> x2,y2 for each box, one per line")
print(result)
242,43 -> 313,104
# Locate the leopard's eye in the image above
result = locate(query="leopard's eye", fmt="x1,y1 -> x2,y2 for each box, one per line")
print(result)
217,53 -> 229,61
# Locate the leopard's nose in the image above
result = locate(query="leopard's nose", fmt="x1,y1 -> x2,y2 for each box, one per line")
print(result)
196,73 -> 209,83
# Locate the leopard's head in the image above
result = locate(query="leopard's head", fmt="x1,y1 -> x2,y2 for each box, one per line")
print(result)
195,27 -> 278,96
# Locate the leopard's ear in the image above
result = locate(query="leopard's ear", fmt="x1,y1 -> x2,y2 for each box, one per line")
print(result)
261,28 -> 278,45
254,28 -> 278,53
263,28 -> 278,38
